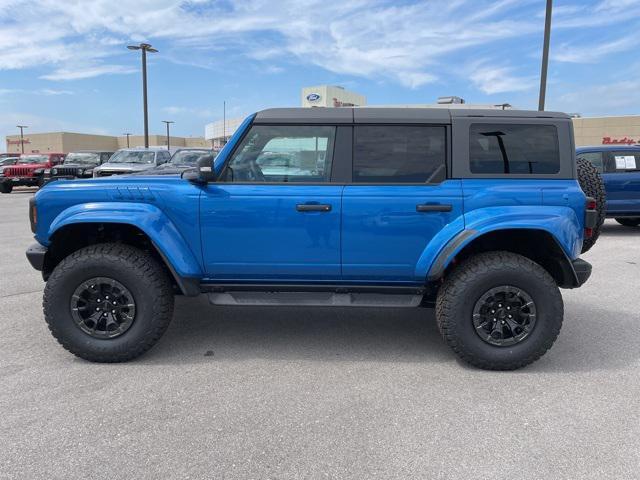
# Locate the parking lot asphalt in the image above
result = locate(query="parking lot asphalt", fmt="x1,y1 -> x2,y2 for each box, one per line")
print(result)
1,188 -> 639,480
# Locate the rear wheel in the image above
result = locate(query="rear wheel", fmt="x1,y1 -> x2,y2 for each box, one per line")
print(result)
44,243 -> 174,362
615,217 -> 640,227
576,158 -> 606,253
436,251 -> 563,370
0,182 -> 13,194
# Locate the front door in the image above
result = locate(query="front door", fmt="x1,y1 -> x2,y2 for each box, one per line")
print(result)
341,125 -> 463,282
201,124 -> 343,282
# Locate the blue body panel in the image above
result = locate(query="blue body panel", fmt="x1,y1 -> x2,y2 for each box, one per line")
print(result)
342,181 -> 463,282
420,179 -> 585,280
200,184 -> 342,281
34,177 -> 204,278
576,145 -> 640,215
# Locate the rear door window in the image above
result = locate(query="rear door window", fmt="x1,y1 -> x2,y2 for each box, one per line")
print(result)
353,125 -> 446,183
469,124 -> 560,174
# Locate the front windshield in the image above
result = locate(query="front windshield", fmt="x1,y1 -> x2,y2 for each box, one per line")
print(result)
108,150 -> 156,164
64,153 -> 100,165
0,158 -> 18,166
20,155 -> 48,164
170,150 -> 209,166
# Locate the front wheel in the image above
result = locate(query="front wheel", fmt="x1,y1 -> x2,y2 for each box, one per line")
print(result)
43,243 -> 174,362
436,251 -> 563,370
0,182 -> 13,193
615,217 -> 640,227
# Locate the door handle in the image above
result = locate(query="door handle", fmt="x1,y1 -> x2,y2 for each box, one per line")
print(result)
416,204 -> 452,212
296,204 -> 332,212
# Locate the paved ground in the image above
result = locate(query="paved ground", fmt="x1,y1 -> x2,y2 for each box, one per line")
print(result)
0,188 -> 638,479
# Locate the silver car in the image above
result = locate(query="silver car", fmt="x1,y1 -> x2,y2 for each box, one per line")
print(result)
93,148 -> 173,177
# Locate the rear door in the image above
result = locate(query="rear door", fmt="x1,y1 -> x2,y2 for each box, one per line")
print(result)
341,122 -> 463,283
602,150 -> 640,214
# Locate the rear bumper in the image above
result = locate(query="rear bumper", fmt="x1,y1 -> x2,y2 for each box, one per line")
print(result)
26,243 -> 47,271
571,258 -> 592,287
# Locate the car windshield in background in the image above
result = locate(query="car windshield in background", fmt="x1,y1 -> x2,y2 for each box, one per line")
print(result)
109,151 -> 156,164
170,150 -> 209,166
20,155 -> 48,164
64,153 -> 101,165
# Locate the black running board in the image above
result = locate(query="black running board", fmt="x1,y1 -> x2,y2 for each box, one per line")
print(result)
202,284 -> 425,307
207,291 -> 423,307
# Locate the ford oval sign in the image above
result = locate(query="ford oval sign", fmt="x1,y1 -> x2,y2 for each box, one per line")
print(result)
306,93 -> 321,102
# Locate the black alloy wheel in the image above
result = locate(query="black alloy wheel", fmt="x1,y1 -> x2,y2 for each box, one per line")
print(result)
70,277 -> 136,339
472,285 -> 537,347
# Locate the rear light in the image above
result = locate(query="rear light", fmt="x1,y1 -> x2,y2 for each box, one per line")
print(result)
584,227 -> 593,238
586,199 -> 597,210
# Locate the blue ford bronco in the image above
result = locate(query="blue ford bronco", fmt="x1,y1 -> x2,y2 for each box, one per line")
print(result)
576,145 -> 640,227
26,108 -> 600,370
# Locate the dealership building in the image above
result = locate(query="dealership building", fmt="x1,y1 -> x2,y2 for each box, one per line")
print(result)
4,132 -> 209,155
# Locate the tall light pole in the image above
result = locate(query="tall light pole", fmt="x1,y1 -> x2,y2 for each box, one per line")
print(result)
16,125 -> 28,154
123,133 -> 131,148
127,43 -> 158,148
538,0 -> 553,111
162,120 -> 174,150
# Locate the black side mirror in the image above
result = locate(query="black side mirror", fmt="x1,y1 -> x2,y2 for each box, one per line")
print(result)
182,155 -> 216,184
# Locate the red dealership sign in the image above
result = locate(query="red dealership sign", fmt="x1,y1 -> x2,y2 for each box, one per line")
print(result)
602,136 -> 637,145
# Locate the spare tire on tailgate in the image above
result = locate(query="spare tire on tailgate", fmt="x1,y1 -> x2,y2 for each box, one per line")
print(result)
576,158 -> 606,253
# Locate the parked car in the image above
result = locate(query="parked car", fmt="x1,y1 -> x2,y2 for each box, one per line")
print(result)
136,148 -> 214,175
576,145 -> 640,226
48,151 -> 114,181
26,107 -> 599,370
0,153 -> 65,193
92,147 -> 172,177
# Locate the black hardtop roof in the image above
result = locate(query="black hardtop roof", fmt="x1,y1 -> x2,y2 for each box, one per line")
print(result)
254,107 -> 570,124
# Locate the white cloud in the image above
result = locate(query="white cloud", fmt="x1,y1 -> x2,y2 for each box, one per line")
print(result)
469,62 -> 538,94
0,0 -> 638,90
554,34 -> 640,63
162,106 -> 215,118
41,65 -> 137,81
551,80 -> 640,116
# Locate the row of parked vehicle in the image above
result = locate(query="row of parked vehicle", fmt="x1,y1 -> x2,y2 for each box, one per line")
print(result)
0,147 -> 215,193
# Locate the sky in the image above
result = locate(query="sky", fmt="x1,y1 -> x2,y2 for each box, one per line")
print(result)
1,0 -> 639,148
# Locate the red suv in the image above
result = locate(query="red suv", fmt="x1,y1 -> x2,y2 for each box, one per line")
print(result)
0,153 -> 65,193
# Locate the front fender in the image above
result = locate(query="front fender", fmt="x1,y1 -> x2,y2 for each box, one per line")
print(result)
47,202 -> 203,279
420,206 -> 583,281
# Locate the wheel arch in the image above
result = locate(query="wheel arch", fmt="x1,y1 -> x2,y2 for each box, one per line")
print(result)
427,228 -> 580,288
44,204 -> 202,295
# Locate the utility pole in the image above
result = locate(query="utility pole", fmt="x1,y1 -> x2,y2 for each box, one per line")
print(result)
222,100 -> 226,145
538,0 -> 553,111
16,125 -> 28,154
123,133 -> 131,148
127,43 -> 158,147
162,121 -> 174,150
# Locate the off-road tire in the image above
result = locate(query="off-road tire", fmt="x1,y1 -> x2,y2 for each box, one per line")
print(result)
576,158 -> 606,253
0,182 -> 13,194
43,243 -> 174,362
615,217 -> 640,227
436,251 -> 563,370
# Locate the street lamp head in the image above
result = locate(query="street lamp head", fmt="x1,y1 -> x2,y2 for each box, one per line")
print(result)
127,45 -> 141,50
146,47 -> 158,53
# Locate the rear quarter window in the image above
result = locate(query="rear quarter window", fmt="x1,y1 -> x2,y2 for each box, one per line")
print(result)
469,124 -> 560,174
